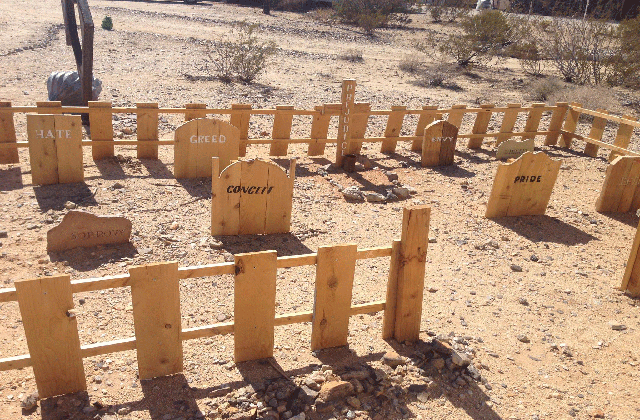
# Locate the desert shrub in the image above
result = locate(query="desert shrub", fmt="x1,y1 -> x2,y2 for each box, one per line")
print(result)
101,16 -> 113,31
547,84 -> 616,119
427,0 -> 469,23
209,23 -> 277,83
507,41 -> 544,76
333,0 -> 413,34
608,16 -> 640,88
398,55 -> 422,73
339,48 -> 364,62
436,10 -> 513,66
274,0 -> 312,11
528,77 -> 563,102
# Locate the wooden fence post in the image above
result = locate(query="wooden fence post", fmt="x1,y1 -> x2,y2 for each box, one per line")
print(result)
270,105 -> 294,156
129,262 -> 183,380
308,104 -> 335,156
185,103 -> 207,121
15,275 -> 86,398
311,244 -> 357,350
336,79 -> 356,167
234,251 -> 277,362
558,102 -> 582,148
89,101 -> 114,160
544,102 -> 569,146
380,106 -> 407,154
411,106 -> 439,152
382,206 -> 431,342
136,102 -> 159,159
0,102 -> 19,164
230,104 -> 252,157
447,104 -> 467,129
522,103 -> 546,141
27,114 -> 59,185
609,115 -> 638,162
346,103 -> 370,155
497,103 -> 521,145
622,219 -> 640,297
467,104 -> 494,149
583,109 -> 608,157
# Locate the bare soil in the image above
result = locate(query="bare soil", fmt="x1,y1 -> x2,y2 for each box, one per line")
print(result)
1,1 -> 639,420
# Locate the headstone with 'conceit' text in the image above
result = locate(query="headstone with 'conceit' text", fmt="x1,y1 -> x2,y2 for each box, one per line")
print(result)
47,211 -> 132,252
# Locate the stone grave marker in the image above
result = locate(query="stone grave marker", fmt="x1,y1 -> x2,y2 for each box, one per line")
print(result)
47,211 -> 132,252
496,138 -> 535,160
485,152 -> 562,218
421,120 -> 458,167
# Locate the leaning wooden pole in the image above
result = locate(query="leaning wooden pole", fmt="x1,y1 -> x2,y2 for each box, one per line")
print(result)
382,205 -> 431,342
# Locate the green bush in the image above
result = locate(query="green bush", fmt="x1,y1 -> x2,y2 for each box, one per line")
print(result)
208,23 -> 277,84
101,16 -> 113,31
333,0 -> 413,34
609,16 -> 640,88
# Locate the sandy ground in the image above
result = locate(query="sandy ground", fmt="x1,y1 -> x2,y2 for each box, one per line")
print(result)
1,1 -> 640,419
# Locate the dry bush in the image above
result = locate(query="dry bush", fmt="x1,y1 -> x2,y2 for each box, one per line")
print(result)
528,77 -> 564,102
274,0 -> 312,11
608,16 -> 640,88
398,55 -> 422,73
338,48 -> 364,62
548,84 -> 617,112
208,23 -> 277,83
427,0 -> 469,23
333,0 -> 413,34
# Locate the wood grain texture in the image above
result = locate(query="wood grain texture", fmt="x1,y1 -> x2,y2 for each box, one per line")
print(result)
544,102 -> 569,146
239,159 -> 269,234
265,160 -> 295,234
174,119 -> 198,179
421,120 -> 458,167
411,106 -> 439,152
496,103 -> 521,145
54,115 -> 84,184
129,262 -> 183,380
230,104 -> 251,157
234,251 -> 277,362
270,105 -> 294,156
196,118 -> 217,178
308,104 -> 334,156
622,219 -> 640,297
446,104 -> 466,129
595,156 -> 640,213
485,158 -> 524,218
184,103 -> 206,121
346,103 -> 370,155
380,106 -> 406,154
136,102 -> 159,159
467,104 -> 494,149
36,101 -> 62,114
88,101 -> 114,160
211,158 -> 241,235
336,79 -> 356,166
0,102 -> 19,164
27,114 -> 58,185
521,103 -> 545,141
558,102 -> 582,148
583,109 -> 608,157
392,206 -> 430,342
15,275 -> 86,398
382,240 -> 401,339
311,244 -> 357,350
608,115 -> 638,162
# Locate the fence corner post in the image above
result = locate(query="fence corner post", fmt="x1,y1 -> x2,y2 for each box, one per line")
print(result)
382,205 -> 431,343
336,79 -> 356,168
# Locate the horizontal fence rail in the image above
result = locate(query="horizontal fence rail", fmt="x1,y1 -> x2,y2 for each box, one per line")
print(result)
0,206 -> 431,400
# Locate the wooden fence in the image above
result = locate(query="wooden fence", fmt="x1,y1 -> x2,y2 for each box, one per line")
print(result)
1,81 -> 638,170
0,206 -> 430,399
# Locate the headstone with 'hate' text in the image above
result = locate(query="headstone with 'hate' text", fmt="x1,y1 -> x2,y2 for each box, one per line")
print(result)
47,211 -> 132,252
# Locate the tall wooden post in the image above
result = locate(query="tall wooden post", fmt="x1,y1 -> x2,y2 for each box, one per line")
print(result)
336,80 -> 356,168
382,206 -> 431,342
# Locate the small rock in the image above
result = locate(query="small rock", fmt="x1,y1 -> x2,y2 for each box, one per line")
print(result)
589,408 -> 605,418
138,247 -> 153,255
609,321 -> 627,331
346,396 -> 361,408
0,231 -> 7,238
112,182 -> 125,189
381,351 -> 406,368
217,313 -> 228,322
517,334 -> 530,343
518,297 -> 529,306
342,186 -> 364,202
121,127 -> 135,135
317,381 -> 354,403
510,264 -> 523,272
417,392 -> 429,403
392,187 -> 410,199
289,413 -> 306,420
431,358 -> 445,370
451,351 -> 472,367
386,171 -> 399,181
64,201 -> 77,209
364,192 -> 386,203
20,393 -> 38,410
94,375 -> 103,384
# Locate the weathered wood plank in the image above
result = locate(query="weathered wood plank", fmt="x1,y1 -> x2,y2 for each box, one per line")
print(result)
0,102 -> 19,164
54,115 -> 84,184
270,105 -> 294,156
583,109 -> 608,157
136,102 -> 159,159
380,106 -> 407,154
27,114 -> 59,185
89,101 -> 114,160
544,102 -> 569,146
467,104 -> 494,149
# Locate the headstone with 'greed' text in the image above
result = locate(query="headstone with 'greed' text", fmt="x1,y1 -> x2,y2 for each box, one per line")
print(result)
496,138 -> 535,160
421,120 -> 459,167
47,211 -> 132,252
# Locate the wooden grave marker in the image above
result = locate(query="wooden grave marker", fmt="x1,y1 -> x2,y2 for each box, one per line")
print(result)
595,156 -> 640,213
27,114 -> 83,185
0,102 -> 19,164
421,120 -> 458,167
485,152 -> 562,218
496,138 -> 535,160
174,118 -> 240,179
211,158 -> 295,235
621,219 -> 640,297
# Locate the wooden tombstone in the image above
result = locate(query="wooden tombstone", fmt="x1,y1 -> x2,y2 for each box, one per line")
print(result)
174,118 -> 240,179
421,120 -> 459,167
27,114 -> 84,185
211,158 -> 296,235
485,152 -> 561,218
595,156 -> 640,213
496,138 -> 535,160
621,219 -> 640,297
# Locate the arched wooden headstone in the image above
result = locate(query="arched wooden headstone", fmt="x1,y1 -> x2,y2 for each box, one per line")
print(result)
595,156 -> 640,213
485,152 -> 561,218
622,219 -> 640,297
421,120 -> 458,167
211,158 -> 296,235
174,118 -> 239,179
27,114 -> 84,185
496,138 -> 535,160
